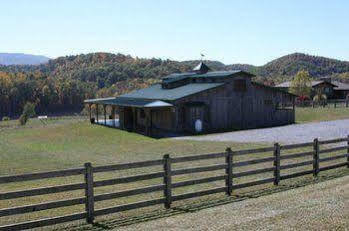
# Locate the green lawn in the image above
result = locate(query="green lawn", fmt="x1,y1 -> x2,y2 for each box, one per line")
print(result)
296,106 -> 349,123
0,117 -> 264,175
0,116 -> 348,230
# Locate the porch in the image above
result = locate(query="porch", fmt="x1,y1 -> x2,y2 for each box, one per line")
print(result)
84,97 -> 175,137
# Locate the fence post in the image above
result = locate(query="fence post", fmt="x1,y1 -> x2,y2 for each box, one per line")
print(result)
163,154 -> 172,209
313,138 -> 320,176
334,101 -> 337,108
225,147 -> 233,196
346,100 -> 348,108
84,162 -> 95,224
273,143 -> 280,186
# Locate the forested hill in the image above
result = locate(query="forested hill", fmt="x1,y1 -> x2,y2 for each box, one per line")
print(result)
225,53 -> 349,78
1,52 -> 349,118
258,53 -> 349,77
0,53 -> 49,65
3,52 -> 349,81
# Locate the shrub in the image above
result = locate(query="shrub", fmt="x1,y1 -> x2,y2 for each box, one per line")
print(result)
19,114 -> 28,125
2,116 -> 10,121
18,102 -> 36,126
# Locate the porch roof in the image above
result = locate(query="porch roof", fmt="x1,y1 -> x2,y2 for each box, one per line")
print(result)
84,97 -> 173,108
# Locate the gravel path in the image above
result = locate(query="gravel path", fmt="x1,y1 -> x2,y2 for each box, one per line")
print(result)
118,175 -> 349,231
175,119 -> 349,144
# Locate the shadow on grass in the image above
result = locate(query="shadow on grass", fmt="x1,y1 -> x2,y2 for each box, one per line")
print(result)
58,169 -> 348,231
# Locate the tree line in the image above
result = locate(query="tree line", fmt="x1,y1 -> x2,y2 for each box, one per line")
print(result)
1,52 -> 349,119
0,53 -> 195,119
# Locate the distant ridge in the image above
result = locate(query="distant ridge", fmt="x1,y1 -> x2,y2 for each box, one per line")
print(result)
0,53 -> 50,65
1,52 -> 349,81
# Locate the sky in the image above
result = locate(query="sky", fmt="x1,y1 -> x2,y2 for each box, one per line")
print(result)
1,0 -> 349,65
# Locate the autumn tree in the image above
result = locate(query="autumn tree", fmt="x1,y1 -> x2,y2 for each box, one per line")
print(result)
290,70 -> 312,97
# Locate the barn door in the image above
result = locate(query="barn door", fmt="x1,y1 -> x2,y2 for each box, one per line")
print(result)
185,105 -> 205,133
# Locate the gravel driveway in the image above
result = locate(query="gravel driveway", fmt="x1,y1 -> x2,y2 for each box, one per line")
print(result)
176,119 -> 349,144
119,175 -> 349,231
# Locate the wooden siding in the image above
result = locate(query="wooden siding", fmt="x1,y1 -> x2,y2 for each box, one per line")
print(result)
174,76 -> 294,133
151,108 -> 173,131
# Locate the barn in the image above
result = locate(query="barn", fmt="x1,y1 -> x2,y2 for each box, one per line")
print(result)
276,77 -> 349,99
84,63 -> 296,137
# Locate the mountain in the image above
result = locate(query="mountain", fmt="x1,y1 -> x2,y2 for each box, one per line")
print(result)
0,53 -> 50,65
225,53 -> 349,79
2,52 -> 349,85
259,53 -> 349,77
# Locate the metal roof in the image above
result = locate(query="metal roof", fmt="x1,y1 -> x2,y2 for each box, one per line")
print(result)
143,100 -> 173,107
276,80 -> 338,88
119,83 -> 225,101
162,70 -> 253,84
84,97 -> 173,108
84,97 -> 115,103
332,81 -> 349,90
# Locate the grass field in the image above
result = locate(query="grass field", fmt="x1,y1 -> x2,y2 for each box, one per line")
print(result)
296,106 -> 349,123
0,117 -> 265,175
0,113 -> 348,230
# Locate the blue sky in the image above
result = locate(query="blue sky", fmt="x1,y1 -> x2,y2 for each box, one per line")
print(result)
1,0 -> 348,65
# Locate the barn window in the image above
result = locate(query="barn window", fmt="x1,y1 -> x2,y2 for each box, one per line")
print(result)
234,79 -> 246,92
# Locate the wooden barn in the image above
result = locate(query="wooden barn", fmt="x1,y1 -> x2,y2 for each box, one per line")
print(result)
84,63 -> 296,137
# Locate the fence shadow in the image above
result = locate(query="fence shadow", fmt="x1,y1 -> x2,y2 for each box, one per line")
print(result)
59,169 -> 348,231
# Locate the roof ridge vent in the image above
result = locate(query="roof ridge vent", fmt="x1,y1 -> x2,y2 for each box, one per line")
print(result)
193,62 -> 211,74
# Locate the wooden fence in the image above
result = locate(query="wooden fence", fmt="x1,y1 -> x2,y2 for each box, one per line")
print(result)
0,136 -> 348,230
296,99 -> 349,108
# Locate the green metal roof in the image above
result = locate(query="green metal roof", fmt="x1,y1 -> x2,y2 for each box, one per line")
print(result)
84,67 -> 257,106
119,83 -> 224,101
162,70 -> 253,84
84,97 -> 173,108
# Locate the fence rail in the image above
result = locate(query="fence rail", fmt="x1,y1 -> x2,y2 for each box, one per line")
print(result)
0,136 -> 348,230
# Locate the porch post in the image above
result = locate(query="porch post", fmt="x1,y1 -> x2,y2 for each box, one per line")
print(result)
88,104 -> 92,121
96,104 -> 99,123
103,105 -> 107,125
119,107 -> 124,129
150,109 -> 153,136
145,108 -> 151,136
292,97 -> 295,110
173,106 -> 178,132
132,107 -> 136,131
112,106 -> 116,127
